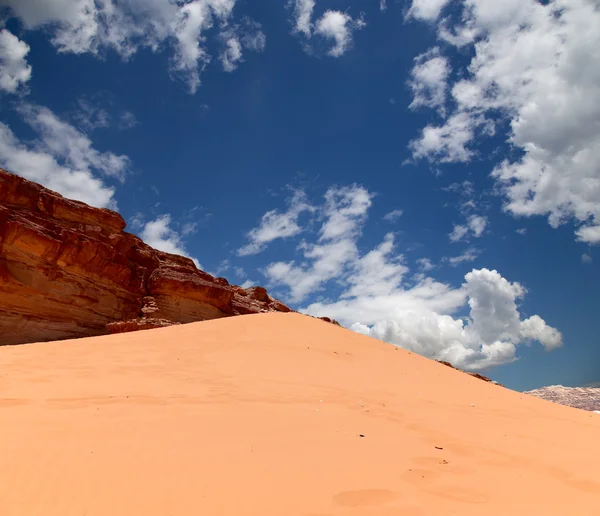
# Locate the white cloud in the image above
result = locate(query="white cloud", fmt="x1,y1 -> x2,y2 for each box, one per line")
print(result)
417,257 -> 435,271
449,214 -> 488,242
1,0 -> 261,93
468,215 -> 487,237
254,186 -> 560,371
139,214 -> 201,268
409,0 -> 600,245
320,185 -> 372,240
218,19 -> 266,72
380,0 -> 388,11
169,1 -> 216,93
520,314 -> 563,351
327,268 -> 561,371
448,224 -> 468,243
0,103 -> 131,208
582,253 -> 593,265
0,29 -> 32,93
240,279 -> 254,289
220,35 -> 243,72
410,112 -> 485,163
516,228 -> 527,235
238,190 -> 314,256
289,3 -> 365,57
0,122 -> 116,208
4,0 -> 142,56
383,209 -> 404,222
291,0 -> 316,37
263,185 -> 372,302
342,233 -> 409,299
17,103 -> 129,180
444,248 -> 480,267
576,225 -> 600,245
408,47 -> 450,113
407,0 -> 452,21
315,10 -> 366,57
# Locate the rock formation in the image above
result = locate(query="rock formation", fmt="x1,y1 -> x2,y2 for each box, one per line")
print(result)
525,385 -> 600,412
0,168 -> 299,345
436,360 -> 503,386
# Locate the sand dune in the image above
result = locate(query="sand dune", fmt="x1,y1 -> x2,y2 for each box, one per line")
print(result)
0,312 -> 599,515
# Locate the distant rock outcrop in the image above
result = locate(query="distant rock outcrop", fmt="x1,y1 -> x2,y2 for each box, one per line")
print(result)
525,385 -> 600,412
436,360 -> 503,386
0,168 -> 296,345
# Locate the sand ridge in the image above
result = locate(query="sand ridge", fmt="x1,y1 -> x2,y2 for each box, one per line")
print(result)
0,312 -> 599,515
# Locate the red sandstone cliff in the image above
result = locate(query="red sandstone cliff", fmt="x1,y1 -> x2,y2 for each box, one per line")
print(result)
0,168 -> 295,345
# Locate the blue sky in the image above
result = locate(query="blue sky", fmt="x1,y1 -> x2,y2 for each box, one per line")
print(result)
1,0 -> 598,391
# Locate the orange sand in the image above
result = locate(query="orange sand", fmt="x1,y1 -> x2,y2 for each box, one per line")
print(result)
0,312 -> 599,515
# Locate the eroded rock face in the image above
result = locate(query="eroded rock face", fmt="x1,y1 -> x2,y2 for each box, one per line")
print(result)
525,386 -> 600,412
0,168 -> 292,345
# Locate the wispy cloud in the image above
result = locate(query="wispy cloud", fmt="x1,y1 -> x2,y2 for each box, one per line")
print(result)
238,190 -> 314,256
383,209 -> 403,222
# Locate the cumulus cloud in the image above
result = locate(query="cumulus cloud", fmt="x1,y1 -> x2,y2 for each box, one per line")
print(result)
0,103 -> 131,208
449,214 -> 488,242
314,10 -> 366,57
289,2 -> 365,57
576,225 -> 600,245
139,214 -> 201,268
409,112 -> 485,163
520,315 -> 563,351
238,190 -> 314,256
582,253 -> 593,265
252,187 -> 560,370
408,47 -> 450,113
407,0 -> 452,21
408,0 -> 600,245
335,268 -> 561,371
1,0 -> 262,93
0,29 -> 32,93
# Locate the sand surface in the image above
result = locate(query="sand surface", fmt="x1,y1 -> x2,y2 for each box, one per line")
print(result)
1,312 -> 599,515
